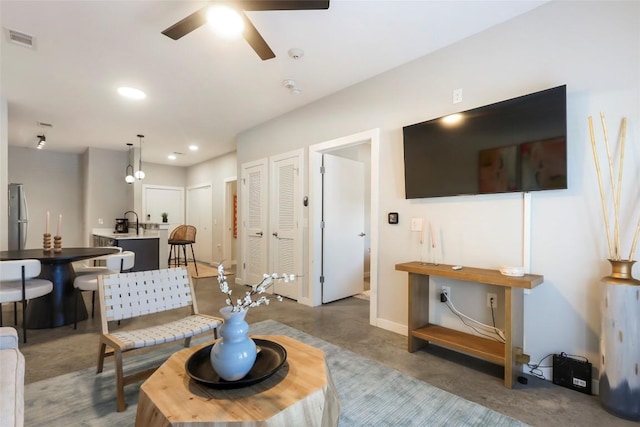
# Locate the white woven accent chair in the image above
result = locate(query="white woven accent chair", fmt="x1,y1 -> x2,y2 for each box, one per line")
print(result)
73,251 -> 135,329
96,267 -> 222,412
0,260 -> 53,343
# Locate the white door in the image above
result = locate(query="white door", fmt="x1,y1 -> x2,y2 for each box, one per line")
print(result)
187,184 -> 213,264
270,150 -> 302,300
241,159 -> 268,286
143,185 -> 184,232
322,153 -> 365,303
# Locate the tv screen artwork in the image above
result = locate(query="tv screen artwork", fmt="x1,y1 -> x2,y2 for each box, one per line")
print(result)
403,85 -> 567,199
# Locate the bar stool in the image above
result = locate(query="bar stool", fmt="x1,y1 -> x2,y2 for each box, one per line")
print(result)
0,259 -> 53,343
168,225 -> 198,276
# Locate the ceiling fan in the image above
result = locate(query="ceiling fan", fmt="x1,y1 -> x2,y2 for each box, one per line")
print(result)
161,0 -> 330,61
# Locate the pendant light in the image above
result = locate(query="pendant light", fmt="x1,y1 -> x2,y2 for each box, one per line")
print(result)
125,143 -> 135,183
134,134 -> 145,180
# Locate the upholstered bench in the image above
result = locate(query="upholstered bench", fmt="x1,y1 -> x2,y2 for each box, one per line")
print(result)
0,327 -> 24,427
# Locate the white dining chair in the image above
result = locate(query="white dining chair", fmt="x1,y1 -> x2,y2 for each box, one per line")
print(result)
73,246 -> 123,275
0,259 -> 53,343
73,251 -> 135,329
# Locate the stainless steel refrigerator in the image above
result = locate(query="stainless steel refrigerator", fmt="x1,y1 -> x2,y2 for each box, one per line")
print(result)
8,183 -> 29,250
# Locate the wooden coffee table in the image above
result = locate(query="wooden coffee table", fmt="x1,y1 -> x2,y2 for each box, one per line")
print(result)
135,335 -> 340,427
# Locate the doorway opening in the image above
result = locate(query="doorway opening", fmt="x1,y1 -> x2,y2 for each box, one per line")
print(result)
308,129 -> 380,326
223,177 -> 237,270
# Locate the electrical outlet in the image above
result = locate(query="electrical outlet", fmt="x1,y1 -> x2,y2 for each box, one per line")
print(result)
442,286 -> 451,300
411,217 -> 423,232
453,88 -> 463,104
487,293 -> 498,309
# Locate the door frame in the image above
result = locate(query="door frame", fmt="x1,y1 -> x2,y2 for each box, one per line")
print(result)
186,182 -> 213,264
222,176 -> 237,269
308,128 -> 380,326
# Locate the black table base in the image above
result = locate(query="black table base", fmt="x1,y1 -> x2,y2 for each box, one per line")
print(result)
25,263 -> 88,328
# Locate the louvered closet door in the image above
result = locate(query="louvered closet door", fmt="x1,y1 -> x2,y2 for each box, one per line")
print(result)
241,160 -> 268,286
270,151 -> 302,300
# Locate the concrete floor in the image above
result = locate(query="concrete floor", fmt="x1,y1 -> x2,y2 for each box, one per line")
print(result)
10,274 -> 638,427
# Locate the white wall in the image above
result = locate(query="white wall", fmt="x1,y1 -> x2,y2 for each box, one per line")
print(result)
83,147 -> 132,244
187,152 -> 237,265
0,99 -> 8,250
237,1 -> 640,382
8,146 -> 84,247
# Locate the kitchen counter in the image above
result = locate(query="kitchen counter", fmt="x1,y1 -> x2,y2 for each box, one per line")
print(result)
92,228 -> 167,271
92,230 -> 160,240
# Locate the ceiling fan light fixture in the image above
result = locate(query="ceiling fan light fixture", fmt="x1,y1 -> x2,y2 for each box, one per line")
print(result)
207,5 -> 244,38
118,86 -> 146,100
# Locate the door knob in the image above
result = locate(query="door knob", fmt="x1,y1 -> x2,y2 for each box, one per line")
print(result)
359,232 -> 366,237
272,232 -> 278,237
256,231 -> 263,236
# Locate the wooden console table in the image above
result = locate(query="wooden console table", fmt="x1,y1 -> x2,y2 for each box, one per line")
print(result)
395,261 -> 544,388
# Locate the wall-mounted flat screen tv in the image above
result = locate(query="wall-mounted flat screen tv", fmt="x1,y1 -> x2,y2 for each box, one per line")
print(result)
403,85 -> 567,199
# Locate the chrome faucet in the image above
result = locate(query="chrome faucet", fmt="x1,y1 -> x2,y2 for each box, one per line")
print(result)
123,210 -> 139,235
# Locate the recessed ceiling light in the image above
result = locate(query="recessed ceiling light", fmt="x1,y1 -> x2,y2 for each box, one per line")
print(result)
441,113 -> 462,125
117,87 -> 146,100
189,145 -> 199,151
168,154 -> 177,160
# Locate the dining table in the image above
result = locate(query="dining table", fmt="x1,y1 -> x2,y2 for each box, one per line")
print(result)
0,247 -> 120,328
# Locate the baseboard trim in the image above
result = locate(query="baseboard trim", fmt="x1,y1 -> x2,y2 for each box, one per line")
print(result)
374,317 -> 407,336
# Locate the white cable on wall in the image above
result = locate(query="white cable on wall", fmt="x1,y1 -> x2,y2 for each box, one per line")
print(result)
445,293 -> 506,342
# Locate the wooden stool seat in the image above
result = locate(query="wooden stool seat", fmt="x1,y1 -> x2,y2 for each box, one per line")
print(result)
168,226 -> 198,276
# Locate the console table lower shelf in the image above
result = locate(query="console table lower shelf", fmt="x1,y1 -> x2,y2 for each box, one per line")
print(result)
396,261 -> 544,388
412,324 -> 505,365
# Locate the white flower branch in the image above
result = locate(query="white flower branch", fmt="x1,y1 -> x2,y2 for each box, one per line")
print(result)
217,264 -> 295,312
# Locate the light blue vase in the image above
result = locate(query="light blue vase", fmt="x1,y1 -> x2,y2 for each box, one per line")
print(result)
210,306 -> 257,381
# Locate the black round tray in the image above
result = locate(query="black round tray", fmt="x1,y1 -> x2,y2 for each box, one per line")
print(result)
185,338 -> 287,389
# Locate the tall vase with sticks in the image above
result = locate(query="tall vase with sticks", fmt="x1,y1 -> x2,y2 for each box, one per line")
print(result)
589,113 -> 640,421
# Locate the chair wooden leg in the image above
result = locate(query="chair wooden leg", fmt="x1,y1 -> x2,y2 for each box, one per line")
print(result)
168,245 -> 173,267
182,245 -> 188,267
114,349 -> 126,412
97,342 -> 107,373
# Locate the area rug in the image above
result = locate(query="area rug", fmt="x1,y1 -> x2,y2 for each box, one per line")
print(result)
184,261 -> 215,279
24,320 -> 529,426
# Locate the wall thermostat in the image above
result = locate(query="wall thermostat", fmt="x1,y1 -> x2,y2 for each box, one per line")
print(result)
388,212 -> 399,224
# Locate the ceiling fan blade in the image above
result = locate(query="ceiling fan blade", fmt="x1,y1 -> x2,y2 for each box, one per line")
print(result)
239,1 -> 329,11
162,7 -> 208,40
241,12 -> 275,60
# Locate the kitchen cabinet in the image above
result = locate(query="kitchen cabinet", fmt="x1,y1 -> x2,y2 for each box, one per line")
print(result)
92,231 -> 159,272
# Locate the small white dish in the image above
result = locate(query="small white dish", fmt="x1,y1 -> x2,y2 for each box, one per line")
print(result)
499,266 -> 525,277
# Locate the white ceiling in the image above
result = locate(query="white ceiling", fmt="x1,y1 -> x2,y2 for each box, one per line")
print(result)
1,0 -> 546,167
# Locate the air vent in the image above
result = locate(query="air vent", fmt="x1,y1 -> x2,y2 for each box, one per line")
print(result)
37,121 -> 53,128
7,29 -> 34,48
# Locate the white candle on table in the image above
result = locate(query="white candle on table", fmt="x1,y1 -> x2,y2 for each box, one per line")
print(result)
46,211 -> 50,234
57,214 -> 62,236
